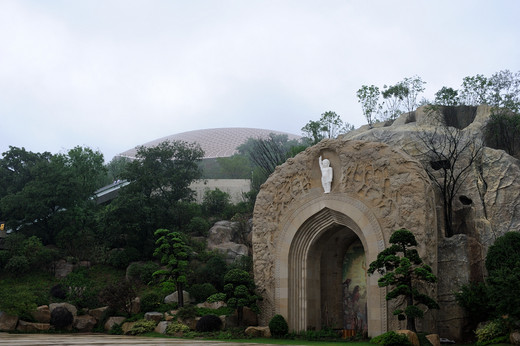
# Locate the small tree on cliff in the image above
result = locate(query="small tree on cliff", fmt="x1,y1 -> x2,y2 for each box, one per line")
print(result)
368,228 -> 439,332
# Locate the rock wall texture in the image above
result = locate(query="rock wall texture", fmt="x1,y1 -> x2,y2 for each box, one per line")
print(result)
253,105 -> 520,340
253,138 -> 437,332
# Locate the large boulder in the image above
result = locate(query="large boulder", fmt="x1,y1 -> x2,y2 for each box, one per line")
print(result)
396,330 -> 420,346
0,312 -> 18,331
89,306 -> 108,321
155,321 -> 169,334
54,259 -> 75,278
16,320 -> 51,332
49,302 -> 77,317
164,290 -> 191,304
144,312 -> 164,322
104,316 -> 126,331
207,221 -> 251,262
245,326 -> 271,337
73,314 -> 97,332
31,305 -> 51,323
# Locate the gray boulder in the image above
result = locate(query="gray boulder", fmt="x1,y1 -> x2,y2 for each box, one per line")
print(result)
164,290 -> 191,304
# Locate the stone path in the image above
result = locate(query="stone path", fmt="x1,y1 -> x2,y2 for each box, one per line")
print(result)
0,333 -> 289,346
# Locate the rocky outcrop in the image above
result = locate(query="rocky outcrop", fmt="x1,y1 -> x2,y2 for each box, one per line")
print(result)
0,312 -> 18,331
207,221 -> 251,262
164,290 -> 191,305
73,314 -> 97,332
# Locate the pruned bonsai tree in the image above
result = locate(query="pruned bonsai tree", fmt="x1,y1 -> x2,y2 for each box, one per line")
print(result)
368,228 -> 439,332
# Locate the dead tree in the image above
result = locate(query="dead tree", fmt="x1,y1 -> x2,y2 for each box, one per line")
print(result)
415,124 -> 483,237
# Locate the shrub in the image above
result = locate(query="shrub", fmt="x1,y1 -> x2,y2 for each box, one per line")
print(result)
126,261 -> 159,284
269,314 -> 289,337
370,331 -> 412,346
98,281 -> 136,315
166,321 -> 191,335
177,305 -> 197,320
196,314 -> 222,332
455,281 -> 492,325
128,319 -> 157,335
475,319 -> 508,346
0,289 -> 38,317
189,283 -> 217,303
207,292 -> 227,303
140,291 -> 161,313
108,247 -> 140,269
50,306 -> 73,330
5,255 -> 30,274
187,216 -> 210,236
50,284 -> 67,300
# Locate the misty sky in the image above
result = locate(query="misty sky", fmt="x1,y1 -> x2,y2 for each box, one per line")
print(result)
1,0 -> 519,161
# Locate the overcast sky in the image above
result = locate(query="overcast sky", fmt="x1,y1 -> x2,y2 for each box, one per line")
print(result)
1,0 -> 519,161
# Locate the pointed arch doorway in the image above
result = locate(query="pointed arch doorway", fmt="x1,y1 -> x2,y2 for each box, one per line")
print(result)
275,195 -> 387,336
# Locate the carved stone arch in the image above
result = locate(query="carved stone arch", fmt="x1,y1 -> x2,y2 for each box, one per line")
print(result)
252,139 -> 437,337
274,193 -> 387,335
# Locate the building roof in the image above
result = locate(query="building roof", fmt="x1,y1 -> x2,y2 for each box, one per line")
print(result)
117,127 -> 301,160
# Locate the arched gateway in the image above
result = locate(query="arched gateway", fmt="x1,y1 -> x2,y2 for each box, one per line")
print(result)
252,139 -> 438,337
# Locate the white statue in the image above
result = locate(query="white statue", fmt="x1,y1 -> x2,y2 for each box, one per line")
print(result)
319,155 -> 333,193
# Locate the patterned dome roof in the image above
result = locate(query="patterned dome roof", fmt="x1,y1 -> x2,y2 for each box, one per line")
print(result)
118,127 -> 301,159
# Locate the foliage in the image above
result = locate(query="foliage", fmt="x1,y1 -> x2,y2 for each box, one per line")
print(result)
4,255 -> 30,274
434,87 -> 459,106
269,314 -> 289,337
0,288 -> 38,317
104,140 -> 204,257
368,229 -> 439,332
202,188 -> 231,218
186,216 -> 210,237
214,155 -> 252,179
195,305 -> 234,317
0,146 -> 106,245
108,247 -> 140,269
50,306 -> 73,330
126,261 -> 160,285
189,283 -> 218,303
196,314 -> 222,332
50,283 -> 67,300
98,281 -> 137,315
485,231 -> 520,320
176,305 -> 198,320
228,255 -> 253,273
381,82 -> 407,120
166,321 -> 191,334
140,291 -> 161,313
153,229 -> 191,307
301,111 -> 354,144
455,281 -> 492,326
192,254 -> 228,291
207,292 -> 227,303
370,331 -> 412,346
108,322 -> 124,335
475,319 -> 509,346
485,112 -> 520,158
357,85 -> 381,127
224,268 -> 259,325
128,319 -> 157,335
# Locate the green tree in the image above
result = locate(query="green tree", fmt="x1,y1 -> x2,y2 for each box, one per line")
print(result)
459,74 -> 490,106
202,188 -> 231,218
401,75 -> 426,114
104,140 -> 204,256
368,228 -> 439,332
301,120 -> 325,145
381,82 -> 407,120
224,268 -> 258,325
153,229 -> 192,307
485,231 -> 520,320
434,87 -> 460,106
0,146 -> 105,244
356,85 -> 381,127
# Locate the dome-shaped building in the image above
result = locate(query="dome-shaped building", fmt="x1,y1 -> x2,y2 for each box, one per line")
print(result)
117,127 -> 301,203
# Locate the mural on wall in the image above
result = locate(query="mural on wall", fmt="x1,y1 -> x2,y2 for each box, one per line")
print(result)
342,239 -> 367,333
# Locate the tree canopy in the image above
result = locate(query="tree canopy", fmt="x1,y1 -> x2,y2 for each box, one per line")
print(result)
368,228 -> 439,332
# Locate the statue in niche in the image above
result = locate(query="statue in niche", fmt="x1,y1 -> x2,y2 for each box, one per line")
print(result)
319,155 -> 333,193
